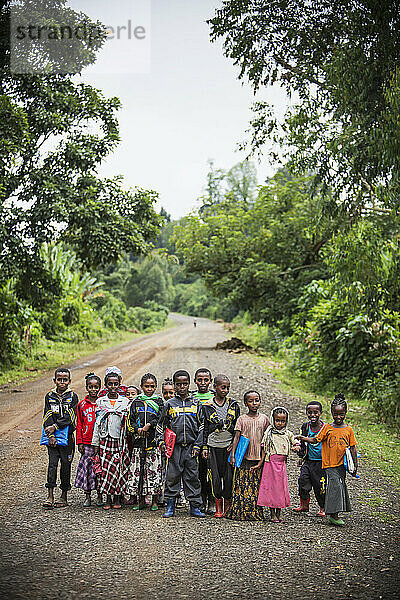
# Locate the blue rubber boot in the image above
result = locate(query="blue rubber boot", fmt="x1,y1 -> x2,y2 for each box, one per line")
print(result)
190,503 -> 206,518
162,498 -> 176,518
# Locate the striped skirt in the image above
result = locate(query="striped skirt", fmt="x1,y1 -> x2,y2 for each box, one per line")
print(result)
98,435 -> 131,495
75,444 -> 97,492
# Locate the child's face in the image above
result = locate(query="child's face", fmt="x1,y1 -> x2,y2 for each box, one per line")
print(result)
332,405 -> 346,426
245,392 -> 261,412
194,372 -> 211,393
162,385 -> 175,401
142,379 -> 156,397
306,405 -> 322,424
214,379 -> 230,399
174,375 -> 190,398
274,412 -> 287,430
126,388 -> 139,400
87,378 -> 100,399
106,375 -> 120,396
54,372 -> 70,393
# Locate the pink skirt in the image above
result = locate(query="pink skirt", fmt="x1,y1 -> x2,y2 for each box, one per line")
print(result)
257,454 -> 291,509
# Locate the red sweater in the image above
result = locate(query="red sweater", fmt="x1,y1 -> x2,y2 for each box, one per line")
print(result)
76,397 -> 97,445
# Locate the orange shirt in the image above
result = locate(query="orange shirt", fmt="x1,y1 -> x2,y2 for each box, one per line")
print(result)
315,423 -> 357,469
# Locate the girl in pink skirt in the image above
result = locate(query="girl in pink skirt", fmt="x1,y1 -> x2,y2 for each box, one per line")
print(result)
256,406 -> 300,523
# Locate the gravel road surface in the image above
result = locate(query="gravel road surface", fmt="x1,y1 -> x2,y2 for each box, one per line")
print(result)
0,314 -> 399,600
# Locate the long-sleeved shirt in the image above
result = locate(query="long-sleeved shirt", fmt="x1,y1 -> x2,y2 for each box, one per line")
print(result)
43,388 -> 78,437
76,397 -> 97,445
155,394 -> 204,451
127,394 -> 164,450
91,394 -> 130,445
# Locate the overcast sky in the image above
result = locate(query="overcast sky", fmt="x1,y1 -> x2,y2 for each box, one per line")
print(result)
68,0 -> 291,218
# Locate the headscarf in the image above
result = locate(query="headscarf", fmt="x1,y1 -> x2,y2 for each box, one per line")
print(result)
104,366 -> 122,379
262,406 -> 290,462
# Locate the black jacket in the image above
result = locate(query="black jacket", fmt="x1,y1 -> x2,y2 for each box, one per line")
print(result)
43,389 -> 78,437
127,394 -> 164,450
155,394 -> 204,451
203,397 -> 240,448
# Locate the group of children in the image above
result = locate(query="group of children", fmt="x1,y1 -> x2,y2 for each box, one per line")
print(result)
42,365 -> 358,526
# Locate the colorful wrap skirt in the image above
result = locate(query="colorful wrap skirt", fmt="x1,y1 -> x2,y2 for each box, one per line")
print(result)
257,454 -> 291,509
74,444 -> 97,492
225,458 -> 264,521
127,446 -> 163,496
98,435 -> 130,495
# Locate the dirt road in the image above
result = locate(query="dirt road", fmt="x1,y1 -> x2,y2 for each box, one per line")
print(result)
0,314 -> 399,600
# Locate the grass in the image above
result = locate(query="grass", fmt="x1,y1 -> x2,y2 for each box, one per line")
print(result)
0,319 -> 176,387
247,352 -> 400,490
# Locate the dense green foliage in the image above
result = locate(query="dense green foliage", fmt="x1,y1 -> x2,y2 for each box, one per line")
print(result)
200,0 -> 400,425
0,1 -> 164,369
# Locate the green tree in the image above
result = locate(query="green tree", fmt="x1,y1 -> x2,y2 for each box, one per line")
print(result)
174,172 -> 336,330
209,1 -> 400,209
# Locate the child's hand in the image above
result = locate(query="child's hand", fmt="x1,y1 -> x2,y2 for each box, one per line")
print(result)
202,448 -> 208,460
297,458 -> 303,467
159,441 -> 166,454
78,444 -> 85,454
192,447 -> 200,458
292,444 -> 301,454
142,423 -> 151,433
48,436 -> 57,447
230,456 -> 235,467
296,435 -> 305,441
93,446 -> 99,455
226,444 -> 233,453
45,425 -> 56,435
250,461 -> 262,472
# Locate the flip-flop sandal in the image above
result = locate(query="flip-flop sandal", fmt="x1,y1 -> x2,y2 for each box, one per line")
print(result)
278,518 -> 285,523
113,504 -> 122,509
151,504 -> 159,511
329,516 -> 345,526
53,501 -> 68,508
269,518 -> 279,523
83,499 -> 91,508
42,500 -> 54,509
103,503 -> 112,510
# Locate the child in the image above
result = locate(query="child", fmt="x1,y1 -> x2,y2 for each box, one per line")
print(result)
162,378 -> 175,401
126,386 -> 140,401
42,367 -> 78,508
156,370 -> 206,518
226,391 -> 269,521
75,373 -> 103,507
92,367 -> 131,510
126,373 -> 164,511
98,366 -> 127,397
293,401 -> 326,516
202,374 -> 240,517
297,393 -> 358,526
256,406 -> 300,523
193,368 -> 215,512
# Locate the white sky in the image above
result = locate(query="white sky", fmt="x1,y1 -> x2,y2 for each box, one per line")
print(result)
68,0 -> 291,218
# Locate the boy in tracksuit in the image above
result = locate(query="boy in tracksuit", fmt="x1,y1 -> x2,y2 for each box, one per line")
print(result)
42,367 -> 78,508
202,374 -> 240,517
156,370 -> 205,518
192,368 -> 215,512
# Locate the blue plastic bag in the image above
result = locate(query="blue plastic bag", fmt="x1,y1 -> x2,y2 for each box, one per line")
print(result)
228,435 -> 249,468
40,425 -> 69,446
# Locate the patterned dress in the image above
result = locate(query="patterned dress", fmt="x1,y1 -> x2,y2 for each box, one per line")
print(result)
126,394 -> 163,497
92,395 -> 131,496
